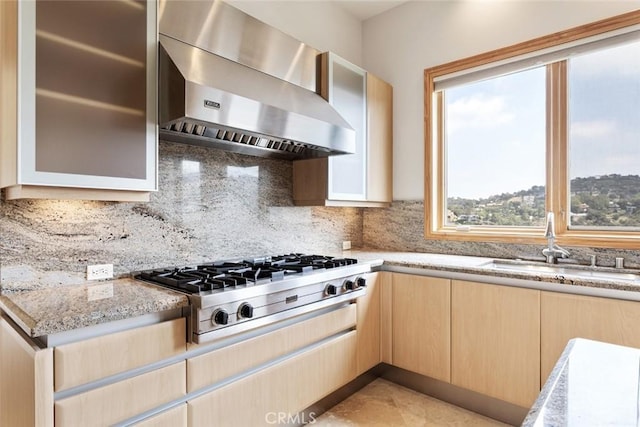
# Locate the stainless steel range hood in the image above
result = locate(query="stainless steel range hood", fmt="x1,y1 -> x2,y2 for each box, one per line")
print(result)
158,0 -> 355,160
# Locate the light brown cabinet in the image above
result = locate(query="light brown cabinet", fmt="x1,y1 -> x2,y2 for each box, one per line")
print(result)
356,272 -> 382,374
55,362 -> 186,426
366,73 -> 393,203
187,331 -> 357,427
293,53 -> 392,207
187,305 -> 356,392
0,316 -> 187,427
451,280 -> 540,408
0,316 -> 54,427
54,317 -> 186,392
1,299 -> 361,426
391,274 -> 451,382
0,0 -> 157,201
541,291 -> 640,381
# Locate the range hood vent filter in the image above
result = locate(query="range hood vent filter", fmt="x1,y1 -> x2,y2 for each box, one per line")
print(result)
160,121 -> 314,158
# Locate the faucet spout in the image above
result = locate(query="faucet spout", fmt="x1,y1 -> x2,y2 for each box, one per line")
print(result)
542,212 -> 570,263
544,212 -> 555,238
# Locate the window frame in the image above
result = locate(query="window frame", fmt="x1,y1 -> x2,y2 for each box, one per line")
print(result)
424,11 -> 640,249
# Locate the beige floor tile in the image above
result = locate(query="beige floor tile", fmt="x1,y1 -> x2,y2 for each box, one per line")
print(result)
313,378 -> 510,426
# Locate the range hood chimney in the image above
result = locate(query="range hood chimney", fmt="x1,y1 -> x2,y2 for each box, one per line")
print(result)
158,0 -> 355,160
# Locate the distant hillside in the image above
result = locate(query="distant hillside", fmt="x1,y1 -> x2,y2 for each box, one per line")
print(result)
448,174 -> 640,227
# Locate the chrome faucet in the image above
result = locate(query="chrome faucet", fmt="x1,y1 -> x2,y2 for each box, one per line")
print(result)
542,212 -> 570,264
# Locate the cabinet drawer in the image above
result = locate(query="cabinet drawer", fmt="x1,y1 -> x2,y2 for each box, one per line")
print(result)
188,331 -> 357,427
134,404 -> 187,427
54,318 -> 186,392
55,362 -> 185,426
187,304 -> 356,392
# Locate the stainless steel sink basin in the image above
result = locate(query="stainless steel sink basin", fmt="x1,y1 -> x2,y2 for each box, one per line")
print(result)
482,260 -> 640,282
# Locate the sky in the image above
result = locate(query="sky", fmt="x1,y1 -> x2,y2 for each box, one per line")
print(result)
444,39 -> 640,200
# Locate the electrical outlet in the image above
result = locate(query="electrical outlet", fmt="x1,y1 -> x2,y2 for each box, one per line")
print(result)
87,264 -> 114,281
342,241 -> 352,250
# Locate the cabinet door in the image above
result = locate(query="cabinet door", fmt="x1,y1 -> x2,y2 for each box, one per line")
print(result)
0,316 -> 54,427
451,280 -> 540,408
188,331 -> 357,427
187,305 -> 355,392
541,292 -> 640,382
322,53 -> 367,201
392,274 -> 451,382
356,272 -> 381,374
366,72 -> 393,203
54,318 -> 186,392
55,362 -> 185,427
5,0 -> 156,199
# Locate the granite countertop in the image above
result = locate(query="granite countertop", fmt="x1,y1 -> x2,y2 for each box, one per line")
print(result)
0,278 -> 189,338
522,338 -> 640,426
351,250 -> 640,293
3,250 -> 640,341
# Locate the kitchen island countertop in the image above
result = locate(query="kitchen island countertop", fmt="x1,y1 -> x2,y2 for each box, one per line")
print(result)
522,338 -> 640,426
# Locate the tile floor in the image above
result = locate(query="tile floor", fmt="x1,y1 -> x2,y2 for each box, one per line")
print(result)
313,378 -> 511,426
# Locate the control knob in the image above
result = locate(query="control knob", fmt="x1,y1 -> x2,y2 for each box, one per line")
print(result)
325,284 -> 338,296
343,279 -> 355,291
212,309 -> 229,326
238,303 -> 254,319
355,276 -> 367,288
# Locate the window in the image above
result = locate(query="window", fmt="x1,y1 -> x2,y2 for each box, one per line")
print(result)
444,67 -> 546,228
567,41 -> 640,229
425,12 -> 640,248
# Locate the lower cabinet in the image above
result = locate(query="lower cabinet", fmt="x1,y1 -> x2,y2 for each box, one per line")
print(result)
55,362 -> 186,426
451,280 -> 540,408
186,304 -> 356,392
541,291 -> 640,381
391,273 -> 451,382
0,316 -> 53,427
356,272 -> 383,375
187,331 -> 357,427
2,303 -> 359,426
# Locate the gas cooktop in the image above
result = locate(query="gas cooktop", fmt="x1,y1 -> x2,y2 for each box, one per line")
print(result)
134,253 -> 376,343
135,254 -> 358,295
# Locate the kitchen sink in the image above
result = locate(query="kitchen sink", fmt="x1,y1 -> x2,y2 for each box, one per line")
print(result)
481,260 -> 640,282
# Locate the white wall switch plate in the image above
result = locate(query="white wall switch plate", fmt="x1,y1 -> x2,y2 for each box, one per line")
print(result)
87,264 -> 114,281
342,241 -> 352,250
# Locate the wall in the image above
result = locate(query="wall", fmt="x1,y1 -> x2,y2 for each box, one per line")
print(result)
0,143 -> 363,292
361,1 -> 640,200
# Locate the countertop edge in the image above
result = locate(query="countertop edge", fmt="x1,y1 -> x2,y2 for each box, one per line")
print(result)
0,278 -> 190,339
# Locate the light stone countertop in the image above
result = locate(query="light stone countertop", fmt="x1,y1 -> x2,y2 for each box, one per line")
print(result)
522,338 -> 640,426
0,278 -> 189,338
3,250 -> 640,341
350,250 -> 640,294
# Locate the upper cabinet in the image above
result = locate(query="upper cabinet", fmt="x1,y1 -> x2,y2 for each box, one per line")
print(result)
293,53 -> 393,207
0,0 -> 157,201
